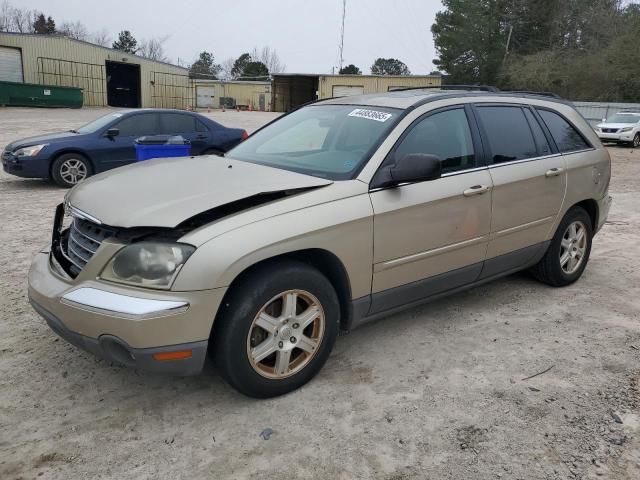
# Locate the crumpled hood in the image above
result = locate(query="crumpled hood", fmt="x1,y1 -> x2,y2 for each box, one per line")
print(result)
5,131 -> 81,151
68,156 -> 332,228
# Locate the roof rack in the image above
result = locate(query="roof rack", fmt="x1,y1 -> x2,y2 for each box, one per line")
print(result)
391,85 -> 501,93
504,90 -> 562,99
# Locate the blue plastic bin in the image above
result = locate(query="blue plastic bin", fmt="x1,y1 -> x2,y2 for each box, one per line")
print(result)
134,135 -> 191,161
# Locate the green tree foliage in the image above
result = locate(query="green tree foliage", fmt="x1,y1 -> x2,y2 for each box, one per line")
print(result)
32,13 -> 55,34
239,61 -> 269,80
371,58 -> 411,75
231,53 -> 252,79
339,64 -> 362,75
112,30 -> 138,54
432,0 -> 640,100
189,51 -> 221,79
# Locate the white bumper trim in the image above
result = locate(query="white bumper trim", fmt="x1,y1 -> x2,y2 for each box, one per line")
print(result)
61,287 -> 189,319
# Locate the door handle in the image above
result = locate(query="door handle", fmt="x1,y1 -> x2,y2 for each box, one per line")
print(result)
196,134 -> 208,139
463,185 -> 490,197
545,167 -> 564,177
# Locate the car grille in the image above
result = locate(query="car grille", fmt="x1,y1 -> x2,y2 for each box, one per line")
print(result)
61,218 -> 115,277
602,128 -> 619,133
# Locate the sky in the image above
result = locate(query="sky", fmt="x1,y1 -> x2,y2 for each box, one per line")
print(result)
13,0 -> 443,74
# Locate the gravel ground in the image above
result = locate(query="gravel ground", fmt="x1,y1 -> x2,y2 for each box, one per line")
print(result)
0,107 -> 638,480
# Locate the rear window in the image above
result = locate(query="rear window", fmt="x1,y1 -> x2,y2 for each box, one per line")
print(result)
537,109 -> 590,153
476,106 -> 538,163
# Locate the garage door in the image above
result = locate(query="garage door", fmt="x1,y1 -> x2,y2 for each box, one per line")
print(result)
196,86 -> 215,108
332,85 -> 364,97
0,47 -> 24,83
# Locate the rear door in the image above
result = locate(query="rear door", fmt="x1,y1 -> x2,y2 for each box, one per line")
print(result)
94,113 -> 159,170
158,113 -> 209,155
369,106 -> 493,313
474,104 -> 566,277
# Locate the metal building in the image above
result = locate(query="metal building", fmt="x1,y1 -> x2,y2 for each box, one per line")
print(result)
271,73 -> 442,112
0,32 -> 191,108
192,79 -> 271,111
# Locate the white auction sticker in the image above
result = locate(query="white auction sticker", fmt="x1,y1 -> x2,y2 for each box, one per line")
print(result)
348,108 -> 393,122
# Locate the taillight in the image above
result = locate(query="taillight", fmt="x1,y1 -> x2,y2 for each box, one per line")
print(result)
241,130 -> 249,141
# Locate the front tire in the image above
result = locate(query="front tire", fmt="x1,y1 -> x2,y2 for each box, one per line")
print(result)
212,260 -> 340,398
51,153 -> 92,188
633,133 -> 640,148
531,206 -> 593,287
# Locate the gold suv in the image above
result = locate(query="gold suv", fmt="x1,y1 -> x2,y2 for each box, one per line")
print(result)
28,88 -> 612,397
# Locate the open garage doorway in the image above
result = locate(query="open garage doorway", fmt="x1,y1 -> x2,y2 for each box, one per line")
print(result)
272,74 -> 319,112
105,61 -> 141,108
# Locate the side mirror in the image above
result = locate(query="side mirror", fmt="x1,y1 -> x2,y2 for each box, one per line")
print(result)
105,128 -> 119,138
602,118 -> 607,123
372,153 -> 442,189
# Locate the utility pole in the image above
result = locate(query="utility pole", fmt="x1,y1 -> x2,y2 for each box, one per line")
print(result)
338,0 -> 346,72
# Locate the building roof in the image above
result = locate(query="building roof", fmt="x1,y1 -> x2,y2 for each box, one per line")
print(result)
0,31 -> 188,71
271,72 -> 441,79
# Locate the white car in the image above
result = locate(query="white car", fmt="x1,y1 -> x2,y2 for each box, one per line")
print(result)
595,112 -> 640,147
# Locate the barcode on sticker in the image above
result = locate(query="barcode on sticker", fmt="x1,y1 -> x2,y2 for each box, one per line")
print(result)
348,109 -> 392,122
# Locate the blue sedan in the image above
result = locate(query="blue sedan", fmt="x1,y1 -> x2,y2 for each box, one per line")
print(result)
2,109 -> 248,187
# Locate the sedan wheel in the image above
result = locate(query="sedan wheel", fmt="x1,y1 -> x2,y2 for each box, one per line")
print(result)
59,158 -> 88,185
633,133 -> 640,148
247,289 -> 325,379
559,220 -> 587,275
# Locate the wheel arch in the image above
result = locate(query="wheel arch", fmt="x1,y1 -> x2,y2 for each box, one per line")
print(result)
215,248 -> 354,331
573,198 -> 598,230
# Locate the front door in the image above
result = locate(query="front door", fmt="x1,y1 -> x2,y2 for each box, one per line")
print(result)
473,105 -> 566,274
95,113 -> 159,170
369,106 -> 493,314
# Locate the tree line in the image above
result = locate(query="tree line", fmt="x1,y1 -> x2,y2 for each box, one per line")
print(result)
432,0 -> 640,101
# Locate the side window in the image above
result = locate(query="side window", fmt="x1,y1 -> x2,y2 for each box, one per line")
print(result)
159,113 -> 197,134
523,109 -> 551,156
196,119 -> 208,133
537,109 -> 590,153
114,114 -> 157,137
394,108 -> 476,174
476,106 -> 537,163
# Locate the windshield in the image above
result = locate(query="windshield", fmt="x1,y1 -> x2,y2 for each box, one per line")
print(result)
605,113 -> 640,124
227,104 -> 401,180
76,112 -> 127,134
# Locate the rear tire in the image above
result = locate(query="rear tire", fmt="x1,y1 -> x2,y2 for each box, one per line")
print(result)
212,260 -> 340,398
531,206 -> 593,287
51,153 -> 92,188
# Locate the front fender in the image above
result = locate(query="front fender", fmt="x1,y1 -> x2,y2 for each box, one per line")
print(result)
171,193 -> 374,300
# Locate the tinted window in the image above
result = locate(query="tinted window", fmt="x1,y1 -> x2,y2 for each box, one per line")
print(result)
114,114 -> 158,137
537,109 -> 590,153
196,119 -> 208,132
524,109 -> 551,156
476,106 -> 537,163
394,108 -> 476,174
159,113 -> 197,134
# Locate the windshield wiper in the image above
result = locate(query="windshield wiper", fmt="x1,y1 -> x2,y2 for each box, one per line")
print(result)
69,129 -> 78,133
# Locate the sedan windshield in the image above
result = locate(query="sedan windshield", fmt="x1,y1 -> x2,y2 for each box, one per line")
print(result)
76,112 -> 128,134
227,104 -> 401,179
605,113 -> 640,124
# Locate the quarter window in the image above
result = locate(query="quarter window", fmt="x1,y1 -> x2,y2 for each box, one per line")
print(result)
476,106 -> 537,163
537,109 -> 590,153
393,108 -> 476,174
114,114 -> 157,137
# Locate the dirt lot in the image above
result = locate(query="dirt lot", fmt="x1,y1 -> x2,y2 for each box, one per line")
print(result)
0,107 -> 639,480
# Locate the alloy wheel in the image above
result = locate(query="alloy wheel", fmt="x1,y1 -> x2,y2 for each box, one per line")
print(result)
559,220 -> 587,275
633,134 -> 640,148
247,289 -> 325,379
59,158 -> 88,185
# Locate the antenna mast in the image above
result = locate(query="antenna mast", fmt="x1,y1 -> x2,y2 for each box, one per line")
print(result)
338,0 -> 346,72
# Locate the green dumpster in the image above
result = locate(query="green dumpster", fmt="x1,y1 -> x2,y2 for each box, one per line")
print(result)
0,81 -> 83,108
